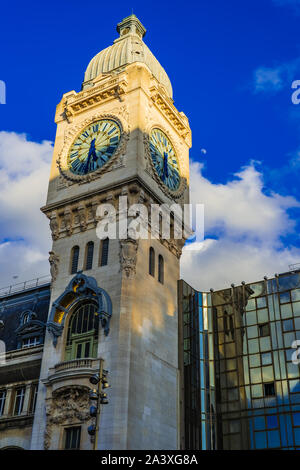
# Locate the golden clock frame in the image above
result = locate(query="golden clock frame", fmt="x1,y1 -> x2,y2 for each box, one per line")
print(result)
144,124 -> 187,200
57,113 -> 129,183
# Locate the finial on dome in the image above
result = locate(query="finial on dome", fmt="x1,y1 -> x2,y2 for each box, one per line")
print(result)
116,14 -> 146,39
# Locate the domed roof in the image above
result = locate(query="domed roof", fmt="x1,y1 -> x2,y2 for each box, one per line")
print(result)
83,15 -> 173,98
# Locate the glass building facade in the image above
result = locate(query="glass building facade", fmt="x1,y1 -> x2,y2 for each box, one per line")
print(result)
178,271 -> 300,450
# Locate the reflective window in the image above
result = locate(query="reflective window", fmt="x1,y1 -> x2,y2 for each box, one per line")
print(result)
0,390 -> 6,416
13,387 -> 25,416
65,303 -> 99,361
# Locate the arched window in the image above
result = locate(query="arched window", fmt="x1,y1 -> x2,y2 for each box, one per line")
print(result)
70,246 -> 80,274
85,242 -> 94,270
158,255 -> 164,284
99,238 -> 109,267
65,302 -> 99,361
149,247 -> 155,277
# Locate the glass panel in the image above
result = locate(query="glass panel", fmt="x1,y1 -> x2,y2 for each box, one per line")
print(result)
291,289 -> 300,302
280,303 -> 293,319
249,282 -> 265,297
266,415 -> 278,429
247,326 -> 258,339
248,339 -> 259,354
283,319 -> 294,332
257,297 -> 267,308
280,292 -> 291,304
259,337 -> 271,352
255,431 -> 267,449
249,354 -> 261,367
278,273 -> 300,292
257,309 -> 269,323
293,412 -> 300,426
267,430 -> 281,448
262,352 -> 272,365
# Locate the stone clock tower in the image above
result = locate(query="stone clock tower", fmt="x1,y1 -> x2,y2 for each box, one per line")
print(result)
30,15 -> 191,450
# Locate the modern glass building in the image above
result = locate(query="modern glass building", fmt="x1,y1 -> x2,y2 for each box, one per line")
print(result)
178,270 -> 300,450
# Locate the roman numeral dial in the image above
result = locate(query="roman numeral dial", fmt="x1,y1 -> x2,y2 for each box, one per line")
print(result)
149,129 -> 180,191
68,119 -> 121,175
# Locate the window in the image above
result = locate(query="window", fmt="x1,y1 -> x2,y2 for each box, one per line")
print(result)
65,302 -> 99,361
85,242 -> 94,270
229,315 -> 234,339
64,426 -> 81,450
22,337 -> 39,348
13,387 -> 25,416
149,247 -> 155,277
99,238 -> 109,267
158,255 -> 164,284
264,382 -> 275,397
282,319 -> 294,332
259,323 -> 270,337
223,311 -> 229,336
70,246 -> 80,274
29,384 -> 38,414
0,390 -> 6,416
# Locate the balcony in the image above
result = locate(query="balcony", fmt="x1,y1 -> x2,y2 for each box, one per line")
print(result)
45,357 -> 100,392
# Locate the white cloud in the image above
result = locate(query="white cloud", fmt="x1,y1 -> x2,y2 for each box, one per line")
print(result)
0,132 -> 299,296
180,161 -> 300,291
253,67 -> 284,93
0,132 -> 53,287
253,59 -> 300,94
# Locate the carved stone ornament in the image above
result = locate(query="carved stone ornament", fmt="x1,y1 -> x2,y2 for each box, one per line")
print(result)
119,238 -> 139,279
49,251 -> 60,284
47,272 -> 113,347
44,386 -> 91,450
49,211 -> 59,241
143,125 -> 187,201
57,113 -> 130,184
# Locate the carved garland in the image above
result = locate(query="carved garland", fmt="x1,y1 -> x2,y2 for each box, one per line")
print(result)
57,112 -> 130,184
143,124 -> 187,201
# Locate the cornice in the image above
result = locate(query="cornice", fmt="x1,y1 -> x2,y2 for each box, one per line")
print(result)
149,85 -> 191,145
57,72 -> 128,123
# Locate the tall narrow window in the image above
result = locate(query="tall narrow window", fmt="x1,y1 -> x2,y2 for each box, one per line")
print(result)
99,238 -> 109,267
13,387 -> 25,416
64,426 -> 81,450
149,247 -> 155,277
85,242 -> 94,270
70,246 -> 80,274
0,390 -> 6,416
29,384 -> 38,414
65,302 -> 99,361
158,255 -> 164,284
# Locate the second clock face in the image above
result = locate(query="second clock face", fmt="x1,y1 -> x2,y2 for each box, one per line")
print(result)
149,128 -> 180,191
68,119 -> 121,175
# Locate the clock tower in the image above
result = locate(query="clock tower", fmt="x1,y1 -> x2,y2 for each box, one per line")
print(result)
31,14 -> 191,450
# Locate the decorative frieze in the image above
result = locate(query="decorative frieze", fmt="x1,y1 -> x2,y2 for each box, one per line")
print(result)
44,386 -> 92,450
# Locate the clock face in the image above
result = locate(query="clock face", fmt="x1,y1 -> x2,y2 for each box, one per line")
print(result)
68,119 -> 121,175
149,129 -> 180,191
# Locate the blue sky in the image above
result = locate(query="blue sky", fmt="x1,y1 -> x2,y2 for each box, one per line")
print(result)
0,0 -> 300,289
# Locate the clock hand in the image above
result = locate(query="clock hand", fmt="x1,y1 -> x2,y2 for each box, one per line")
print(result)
162,151 -> 169,181
84,138 -> 97,173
